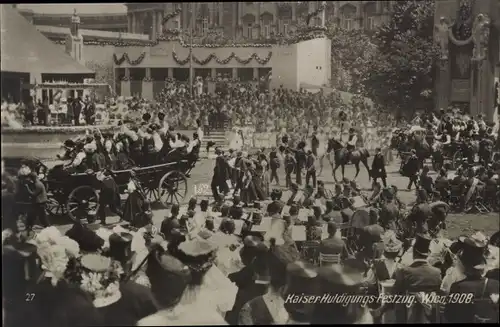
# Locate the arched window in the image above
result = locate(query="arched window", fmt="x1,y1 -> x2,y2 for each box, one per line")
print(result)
202,18 -> 208,36
364,2 -> 377,30
242,14 -> 256,39
261,12 -> 273,38
340,4 -> 356,30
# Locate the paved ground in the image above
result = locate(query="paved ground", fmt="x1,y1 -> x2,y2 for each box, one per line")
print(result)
51,153 -> 498,239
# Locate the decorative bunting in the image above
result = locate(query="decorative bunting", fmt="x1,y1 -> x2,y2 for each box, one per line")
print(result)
113,52 -> 146,66
172,51 -> 273,66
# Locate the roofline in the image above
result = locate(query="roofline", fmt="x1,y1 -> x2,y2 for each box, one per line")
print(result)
18,10 -> 126,18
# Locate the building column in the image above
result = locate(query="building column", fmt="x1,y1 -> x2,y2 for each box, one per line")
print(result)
167,68 -> 174,79
209,3 -> 215,25
219,3 -> 223,26
319,1 -> 326,27
121,68 -> 131,97
142,68 -> 153,100
151,11 -> 157,40
257,3 -> 262,37
157,11 -> 163,35
232,68 -> 238,80
253,68 -> 259,80
127,13 -> 132,33
237,3 -> 242,26
131,13 -> 137,33
291,2 -> 296,22
211,68 -> 217,78
192,3 -> 198,34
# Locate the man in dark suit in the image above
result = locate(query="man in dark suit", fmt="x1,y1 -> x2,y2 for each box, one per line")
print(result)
407,189 -> 432,234
72,97 -> 82,126
211,148 -> 230,201
319,222 -> 348,259
371,147 -> 387,187
405,149 -> 420,190
444,236 -> 499,323
24,172 -> 49,229
376,233 -> 442,323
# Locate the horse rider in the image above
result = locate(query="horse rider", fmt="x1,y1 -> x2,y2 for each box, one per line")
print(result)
346,128 -> 358,160
407,189 -> 432,234
374,233 -> 442,323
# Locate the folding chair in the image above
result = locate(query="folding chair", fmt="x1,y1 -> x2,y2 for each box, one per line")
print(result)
319,253 -> 341,266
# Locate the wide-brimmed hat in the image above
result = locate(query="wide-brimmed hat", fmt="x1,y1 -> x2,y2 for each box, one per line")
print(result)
109,232 -> 134,264
414,233 -> 432,256
363,224 -> 384,242
146,253 -> 191,308
65,222 -> 105,253
457,232 -> 489,270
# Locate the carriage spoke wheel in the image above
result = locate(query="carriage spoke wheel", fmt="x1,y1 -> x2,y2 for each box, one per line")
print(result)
142,184 -> 160,203
451,151 -> 463,171
158,171 -> 187,208
45,197 -> 64,217
66,186 -> 100,223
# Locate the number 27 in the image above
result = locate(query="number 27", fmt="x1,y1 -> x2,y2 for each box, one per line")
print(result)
25,293 -> 35,302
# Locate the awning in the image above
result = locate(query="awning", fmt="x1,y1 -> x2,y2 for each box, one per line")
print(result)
0,5 -> 94,75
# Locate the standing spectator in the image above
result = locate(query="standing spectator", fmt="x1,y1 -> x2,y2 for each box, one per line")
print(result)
24,172 -> 49,229
305,150 -> 317,188
72,97 -> 82,126
371,147 -> 387,187
24,96 -> 35,125
36,99 -> 46,126
269,149 -> 280,186
95,170 -> 123,225
284,150 -> 296,188
84,95 -> 96,125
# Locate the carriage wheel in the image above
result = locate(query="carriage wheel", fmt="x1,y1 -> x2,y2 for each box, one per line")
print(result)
45,197 -> 65,217
451,151 -> 463,170
66,186 -> 100,222
142,184 -> 160,203
158,171 -> 187,207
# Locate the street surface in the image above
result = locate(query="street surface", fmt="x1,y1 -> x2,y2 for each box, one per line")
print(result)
52,154 -> 499,239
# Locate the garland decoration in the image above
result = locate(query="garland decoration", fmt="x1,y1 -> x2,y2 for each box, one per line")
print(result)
162,8 -> 182,25
113,52 -> 146,66
306,2 -> 326,24
172,51 -> 272,66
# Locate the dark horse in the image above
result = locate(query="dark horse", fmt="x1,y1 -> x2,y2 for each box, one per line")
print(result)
326,138 -> 371,182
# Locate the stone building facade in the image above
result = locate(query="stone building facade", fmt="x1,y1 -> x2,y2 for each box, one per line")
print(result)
434,0 -> 499,121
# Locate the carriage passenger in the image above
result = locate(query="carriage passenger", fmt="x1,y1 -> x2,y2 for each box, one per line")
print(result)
64,143 -> 87,173
114,141 -> 135,170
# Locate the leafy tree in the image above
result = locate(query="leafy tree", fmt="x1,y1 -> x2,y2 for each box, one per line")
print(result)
362,0 -> 439,118
326,25 -> 377,93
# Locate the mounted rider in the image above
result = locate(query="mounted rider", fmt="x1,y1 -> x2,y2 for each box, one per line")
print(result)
346,127 -> 358,160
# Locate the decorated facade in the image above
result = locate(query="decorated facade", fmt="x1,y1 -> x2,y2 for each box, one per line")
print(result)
434,0 -> 500,121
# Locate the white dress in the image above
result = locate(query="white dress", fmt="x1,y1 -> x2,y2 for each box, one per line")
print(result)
137,265 -> 236,326
229,132 -> 243,151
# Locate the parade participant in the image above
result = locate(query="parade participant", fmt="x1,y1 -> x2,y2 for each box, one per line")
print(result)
286,183 -> 300,206
405,149 -> 420,190
226,237 -> 269,325
305,150 -> 317,188
369,181 -> 382,205
311,128 -> 320,157
319,222 -> 347,261
379,191 -> 400,230
372,147 -> 387,187
269,148 -> 280,186
24,172 -> 49,229
375,233 -> 442,323
211,148 -> 230,201
123,177 -> 152,229
305,215 -> 323,242
359,221 -> 385,262
284,149 -> 296,188
346,128 -> 358,160
92,170 -> 122,225
419,165 -> 434,196
445,235 -> 499,323
295,141 -> 307,185
322,199 -> 339,223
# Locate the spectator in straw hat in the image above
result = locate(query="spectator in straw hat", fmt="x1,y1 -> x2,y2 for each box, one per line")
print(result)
376,233 -> 442,323
445,232 -> 499,324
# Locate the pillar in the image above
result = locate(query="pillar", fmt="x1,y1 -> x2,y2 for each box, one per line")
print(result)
292,2 -> 296,22
232,68 -> 238,80
142,68 -> 153,100
237,3 -> 242,26
233,3 -> 238,38
319,1 -> 326,27
132,13 -> 137,33
210,3 -> 215,26
219,3 -> 223,25
121,68 -> 131,97
253,68 -> 259,80
157,11 -> 163,35
257,3 -> 262,37
193,3 -> 198,34
167,68 -> 174,79
152,11 -> 157,40
211,68 -> 217,78
127,14 -> 132,33
435,59 -> 451,111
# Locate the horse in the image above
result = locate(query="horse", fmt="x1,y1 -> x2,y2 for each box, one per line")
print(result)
325,138 -> 371,182
407,133 -> 432,168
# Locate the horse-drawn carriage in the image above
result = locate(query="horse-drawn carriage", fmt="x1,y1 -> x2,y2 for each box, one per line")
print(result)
4,152 -> 195,223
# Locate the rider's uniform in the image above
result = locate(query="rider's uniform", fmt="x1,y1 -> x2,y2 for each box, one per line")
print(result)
347,133 -> 357,152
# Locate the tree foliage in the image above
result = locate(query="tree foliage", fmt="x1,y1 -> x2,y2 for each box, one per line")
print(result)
361,0 -> 439,117
326,25 -> 377,93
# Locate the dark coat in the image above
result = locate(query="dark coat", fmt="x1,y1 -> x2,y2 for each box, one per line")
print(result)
371,153 -> 387,178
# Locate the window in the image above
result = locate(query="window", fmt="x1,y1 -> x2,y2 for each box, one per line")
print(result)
246,23 -> 253,38
343,18 -> 353,30
202,18 -> 208,35
366,16 -> 375,30
283,23 -> 289,35
264,25 -> 270,38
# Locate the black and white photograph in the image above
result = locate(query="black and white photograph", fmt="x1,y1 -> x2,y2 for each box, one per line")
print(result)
1,1 -> 500,325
